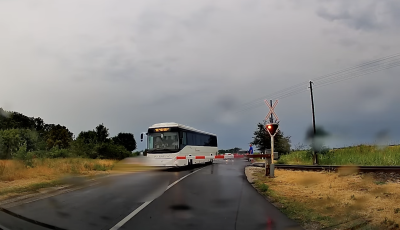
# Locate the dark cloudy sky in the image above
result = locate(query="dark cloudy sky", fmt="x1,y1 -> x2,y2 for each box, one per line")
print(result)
1,0 -> 400,150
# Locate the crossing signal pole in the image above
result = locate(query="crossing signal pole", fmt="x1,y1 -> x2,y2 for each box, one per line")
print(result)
266,123 -> 279,177
264,100 -> 279,177
270,100 -> 273,123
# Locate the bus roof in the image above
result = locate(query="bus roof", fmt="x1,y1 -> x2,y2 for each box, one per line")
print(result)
149,122 -> 216,136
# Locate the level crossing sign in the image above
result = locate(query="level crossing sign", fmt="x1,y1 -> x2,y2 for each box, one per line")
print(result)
264,100 -> 279,123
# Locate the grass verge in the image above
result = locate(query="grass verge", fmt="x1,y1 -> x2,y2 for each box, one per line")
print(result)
0,158 -> 117,200
277,145 -> 400,166
248,167 -> 400,230
0,180 -> 64,197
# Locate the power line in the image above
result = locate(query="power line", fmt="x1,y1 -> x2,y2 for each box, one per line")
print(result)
314,58 -> 400,85
276,88 -> 309,100
232,52 -> 400,114
234,88 -> 309,113
234,85 -> 308,112
313,53 -> 400,82
232,82 -> 308,112
315,61 -> 400,89
235,62 -> 396,112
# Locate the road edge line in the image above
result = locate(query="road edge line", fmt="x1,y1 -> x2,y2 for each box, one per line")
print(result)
109,167 -> 205,230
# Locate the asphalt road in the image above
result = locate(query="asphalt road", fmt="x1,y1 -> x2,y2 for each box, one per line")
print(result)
0,160 -> 302,230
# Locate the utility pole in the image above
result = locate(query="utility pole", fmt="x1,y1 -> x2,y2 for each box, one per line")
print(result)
309,81 -> 318,165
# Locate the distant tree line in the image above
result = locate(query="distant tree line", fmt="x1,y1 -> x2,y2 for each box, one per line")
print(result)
218,147 -> 242,154
0,108 -> 137,161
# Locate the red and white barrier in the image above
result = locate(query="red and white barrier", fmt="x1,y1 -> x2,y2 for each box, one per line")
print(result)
176,154 -> 246,160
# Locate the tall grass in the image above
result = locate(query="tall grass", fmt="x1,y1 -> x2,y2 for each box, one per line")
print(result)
277,151 -> 313,165
320,145 -> 400,166
277,145 -> 400,166
0,158 -> 117,182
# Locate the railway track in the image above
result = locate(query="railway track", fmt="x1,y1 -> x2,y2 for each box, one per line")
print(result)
251,163 -> 400,173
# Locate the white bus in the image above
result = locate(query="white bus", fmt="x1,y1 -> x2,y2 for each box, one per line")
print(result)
141,122 -> 218,167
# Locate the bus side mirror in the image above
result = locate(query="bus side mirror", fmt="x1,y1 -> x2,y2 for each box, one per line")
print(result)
140,133 -> 144,142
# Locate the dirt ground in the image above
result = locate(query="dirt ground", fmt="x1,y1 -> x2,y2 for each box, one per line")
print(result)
246,166 -> 400,230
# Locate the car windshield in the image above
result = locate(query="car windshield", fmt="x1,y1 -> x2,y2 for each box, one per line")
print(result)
147,132 -> 179,150
3,1 -> 400,230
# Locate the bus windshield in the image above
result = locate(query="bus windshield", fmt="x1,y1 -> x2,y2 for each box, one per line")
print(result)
148,132 -> 179,151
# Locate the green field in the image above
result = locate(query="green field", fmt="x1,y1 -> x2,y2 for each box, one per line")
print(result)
277,145 -> 400,166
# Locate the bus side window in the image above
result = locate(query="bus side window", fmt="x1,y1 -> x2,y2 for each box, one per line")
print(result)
181,132 -> 187,148
187,132 -> 195,145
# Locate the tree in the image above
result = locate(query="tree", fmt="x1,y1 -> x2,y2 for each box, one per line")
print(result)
0,129 -> 38,159
34,117 -> 45,132
77,130 -> 98,144
251,122 -> 291,154
0,129 -> 21,159
0,109 -> 35,130
275,133 -> 291,154
112,133 -> 137,152
19,129 -> 39,152
95,124 -> 109,143
76,124 -> 110,145
46,125 -> 73,149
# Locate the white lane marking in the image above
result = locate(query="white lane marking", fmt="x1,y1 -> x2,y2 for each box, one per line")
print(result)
109,167 -> 205,230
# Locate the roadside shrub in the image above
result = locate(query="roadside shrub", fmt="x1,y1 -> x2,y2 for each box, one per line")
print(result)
69,139 -> 95,158
276,158 -> 285,164
48,147 -> 71,158
93,143 -> 132,160
69,139 -> 132,160
0,129 -> 39,159
14,143 -> 35,167
256,182 -> 269,192
93,164 -> 107,171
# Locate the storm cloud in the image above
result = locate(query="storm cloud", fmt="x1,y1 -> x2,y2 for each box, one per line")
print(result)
1,0 -> 400,150
316,0 -> 400,31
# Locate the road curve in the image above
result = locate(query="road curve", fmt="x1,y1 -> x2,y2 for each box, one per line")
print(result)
1,160 -> 302,230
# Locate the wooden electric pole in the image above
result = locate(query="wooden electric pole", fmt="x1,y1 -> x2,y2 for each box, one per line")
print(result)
309,81 -> 318,165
